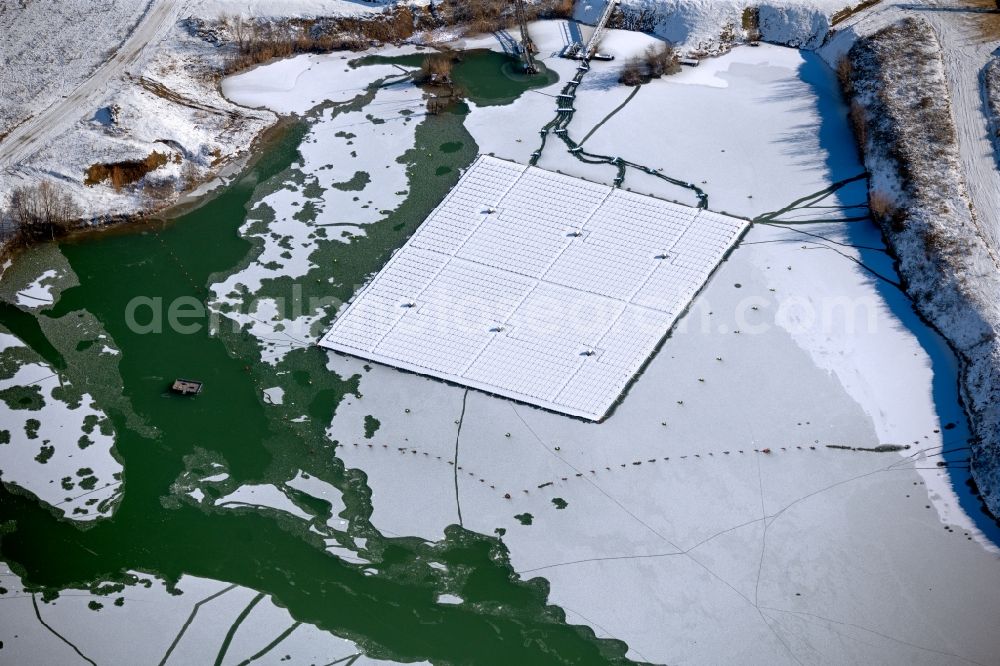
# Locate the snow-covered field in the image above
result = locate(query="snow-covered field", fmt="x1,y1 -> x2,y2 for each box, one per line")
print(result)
0,0 -> 151,136
0,0 -> 399,219
577,0 -> 853,53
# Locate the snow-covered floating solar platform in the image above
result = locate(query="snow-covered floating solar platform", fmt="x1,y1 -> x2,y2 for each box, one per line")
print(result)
319,155 -> 749,420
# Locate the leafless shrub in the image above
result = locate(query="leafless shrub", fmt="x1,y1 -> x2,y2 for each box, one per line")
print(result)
438,0 -> 573,37
922,224 -> 963,259
181,160 -> 203,191
848,99 -> 868,152
439,0 -> 510,33
85,152 -> 169,191
643,43 -> 680,78
608,6 -> 660,32
222,7 -> 417,73
836,56 -> 854,95
619,57 -> 644,86
550,0 -> 575,18
141,177 -> 177,209
219,0 -> 573,76
7,181 -> 80,244
619,43 -> 679,86
868,190 -> 906,231
416,53 -> 455,85
831,0 -> 883,27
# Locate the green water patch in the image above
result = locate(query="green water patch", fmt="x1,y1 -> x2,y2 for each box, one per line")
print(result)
0,302 -> 65,370
363,415 -> 380,439
331,170 -> 371,191
0,384 -> 45,410
354,49 -> 558,107
453,51 -> 558,106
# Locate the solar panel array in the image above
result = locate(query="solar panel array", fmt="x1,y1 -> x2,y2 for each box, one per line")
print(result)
319,155 -> 748,420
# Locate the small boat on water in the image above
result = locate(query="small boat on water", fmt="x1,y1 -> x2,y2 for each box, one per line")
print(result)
170,379 -> 203,396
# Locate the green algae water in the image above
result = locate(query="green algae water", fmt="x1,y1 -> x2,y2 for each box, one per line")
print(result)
0,52 -> 636,664
355,49 -> 559,106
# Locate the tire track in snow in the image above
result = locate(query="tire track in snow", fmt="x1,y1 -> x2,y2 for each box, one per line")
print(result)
921,0 -> 1000,254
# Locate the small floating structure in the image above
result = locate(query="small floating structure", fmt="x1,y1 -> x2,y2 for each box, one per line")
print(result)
171,379 -> 203,396
679,57 -> 700,67
560,42 -> 583,59
562,50 -> 614,61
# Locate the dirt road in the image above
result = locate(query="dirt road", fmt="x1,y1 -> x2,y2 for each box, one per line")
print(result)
0,0 -> 185,172
921,0 -> 1000,253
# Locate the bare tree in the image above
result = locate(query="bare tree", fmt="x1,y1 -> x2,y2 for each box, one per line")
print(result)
8,181 -> 81,244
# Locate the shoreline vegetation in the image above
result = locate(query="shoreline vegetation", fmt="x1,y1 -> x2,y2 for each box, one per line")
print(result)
220,0 -> 575,74
839,16 -> 1000,521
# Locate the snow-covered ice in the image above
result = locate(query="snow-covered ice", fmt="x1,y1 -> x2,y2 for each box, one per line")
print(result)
212,49 -> 427,364
216,483 -> 314,520
0,565 -> 413,666
0,329 -> 122,522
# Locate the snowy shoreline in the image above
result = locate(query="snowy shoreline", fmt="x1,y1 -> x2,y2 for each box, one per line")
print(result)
837,16 -> 1000,518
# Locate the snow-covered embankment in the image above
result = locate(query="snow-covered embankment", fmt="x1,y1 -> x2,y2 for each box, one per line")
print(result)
839,16 -> 1000,516
578,0 -> 857,53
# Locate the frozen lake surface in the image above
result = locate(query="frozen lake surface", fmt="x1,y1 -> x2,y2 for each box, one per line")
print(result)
2,18 -> 1000,666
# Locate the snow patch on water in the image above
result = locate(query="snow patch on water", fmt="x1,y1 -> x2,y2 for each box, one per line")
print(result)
216,483 -> 312,521
15,269 -> 59,307
0,331 -> 122,522
212,53 -> 426,365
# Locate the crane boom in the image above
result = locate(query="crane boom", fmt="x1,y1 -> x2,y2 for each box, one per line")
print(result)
513,0 -> 537,73
584,0 -> 619,59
